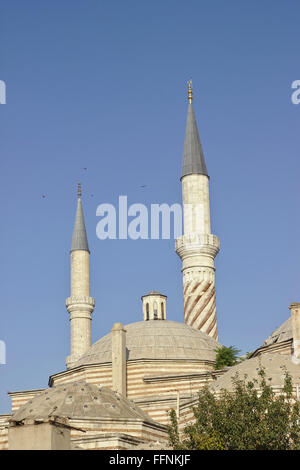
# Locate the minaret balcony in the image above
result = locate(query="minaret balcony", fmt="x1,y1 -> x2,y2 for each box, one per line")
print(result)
66,296 -> 95,313
175,233 -> 220,258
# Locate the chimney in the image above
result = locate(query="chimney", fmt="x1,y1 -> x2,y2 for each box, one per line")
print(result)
111,323 -> 127,396
289,303 -> 300,359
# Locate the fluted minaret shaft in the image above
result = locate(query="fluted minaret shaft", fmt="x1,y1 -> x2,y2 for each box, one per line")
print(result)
66,183 -> 95,369
175,83 -> 219,339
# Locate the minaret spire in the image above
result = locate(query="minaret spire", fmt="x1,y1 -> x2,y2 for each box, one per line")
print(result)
66,183 -> 95,369
175,84 -> 220,339
70,182 -> 89,253
182,81 -> 208,179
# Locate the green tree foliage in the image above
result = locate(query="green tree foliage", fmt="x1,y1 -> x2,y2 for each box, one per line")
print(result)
214,345 -> 240,370
168,367 -> 300,450
168,409 -> 224,450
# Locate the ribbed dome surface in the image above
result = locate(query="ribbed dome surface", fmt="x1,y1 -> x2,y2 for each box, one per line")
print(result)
10,382 -> 152,422
73,320 -> 221,367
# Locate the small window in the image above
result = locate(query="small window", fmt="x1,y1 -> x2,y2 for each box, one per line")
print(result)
153,301 -> 158,320
146,303 -> 149,321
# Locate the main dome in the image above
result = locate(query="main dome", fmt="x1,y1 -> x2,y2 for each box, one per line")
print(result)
72,320 -> 221,367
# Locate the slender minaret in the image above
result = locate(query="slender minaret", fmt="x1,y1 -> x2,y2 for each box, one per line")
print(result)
175,81 -> 220,339
65,183 -> 95,368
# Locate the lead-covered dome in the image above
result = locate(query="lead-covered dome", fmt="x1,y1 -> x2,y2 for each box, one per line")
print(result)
10,381 -> 152,423
211,353 -> 300,394
72,320 -> 221,367
263,318 -> 292,346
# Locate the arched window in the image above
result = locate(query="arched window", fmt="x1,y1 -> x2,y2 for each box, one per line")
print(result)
153,301 -> 158,320
161,302 -> 164,319
146,303 -> 149,321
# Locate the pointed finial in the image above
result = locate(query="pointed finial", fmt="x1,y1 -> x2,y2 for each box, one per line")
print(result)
78,181 -> 82,199
187,79 -> 193,104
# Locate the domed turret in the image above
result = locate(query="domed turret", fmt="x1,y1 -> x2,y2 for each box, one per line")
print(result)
141,291 -> 167,321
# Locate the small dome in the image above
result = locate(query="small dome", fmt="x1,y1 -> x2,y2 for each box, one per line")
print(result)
264,318 -> 292,346
72,320 -> 221,367
211,353 -> 300,393
10,382 -> 152,423
142,290 -> 166,297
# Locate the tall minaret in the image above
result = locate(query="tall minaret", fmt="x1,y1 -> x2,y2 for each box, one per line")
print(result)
175,82 -> 220,339
65,183 -> 95,368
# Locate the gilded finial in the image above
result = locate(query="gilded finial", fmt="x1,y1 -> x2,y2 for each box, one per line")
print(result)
78,181 -> 82,199
187,79 -> 193,104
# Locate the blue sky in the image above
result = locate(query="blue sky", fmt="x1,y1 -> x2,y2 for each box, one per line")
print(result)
0,0 -> 300,413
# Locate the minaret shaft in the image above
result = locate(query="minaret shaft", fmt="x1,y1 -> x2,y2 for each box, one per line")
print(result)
70,250 -> 90,297
176,177 -> 219,338
182,174 -> 211,235
67,250 -> 94,363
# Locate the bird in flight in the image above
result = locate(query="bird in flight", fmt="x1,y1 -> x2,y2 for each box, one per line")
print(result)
140,185 -> 147,188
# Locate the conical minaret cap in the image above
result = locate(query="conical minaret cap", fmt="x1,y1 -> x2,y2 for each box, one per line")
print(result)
181,82 -> 208,179
70,183 -> 90,253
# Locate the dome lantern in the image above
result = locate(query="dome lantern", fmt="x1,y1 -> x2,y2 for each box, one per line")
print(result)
141,291 -> 167,321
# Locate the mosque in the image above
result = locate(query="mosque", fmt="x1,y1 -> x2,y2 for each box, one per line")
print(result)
1,83 -> 300,450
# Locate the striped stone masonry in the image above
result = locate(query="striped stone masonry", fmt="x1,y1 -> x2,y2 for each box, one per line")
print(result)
175,233 -> 220,339
0,415 -> 10,450
47,359 -> 216,425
